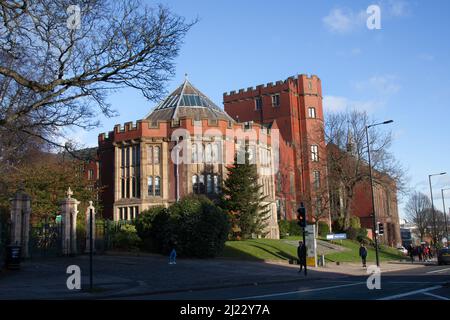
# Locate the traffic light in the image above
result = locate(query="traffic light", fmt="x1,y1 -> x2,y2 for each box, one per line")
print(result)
378,223 -> 384,235
297,204 -> 306,228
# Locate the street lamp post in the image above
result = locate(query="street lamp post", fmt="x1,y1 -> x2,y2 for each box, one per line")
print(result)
441,188 -> 450,245
365,120 -> 393,267
428,172 -> 446,246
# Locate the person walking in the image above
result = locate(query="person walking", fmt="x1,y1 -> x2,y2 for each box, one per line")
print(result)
418,245 -> 423,262
359,242 -> 368,268
408,244 -> 414,263
168,239 -> 177,265
297,241 -> 307,274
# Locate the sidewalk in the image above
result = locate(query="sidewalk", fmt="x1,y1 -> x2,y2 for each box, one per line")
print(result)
0,253 -> 428,300
0,254 -> 323,299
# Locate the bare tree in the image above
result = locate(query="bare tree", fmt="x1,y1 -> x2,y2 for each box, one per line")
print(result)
325,110 -> 408,229
405,191 -> 431,241
0,0 -> 194,153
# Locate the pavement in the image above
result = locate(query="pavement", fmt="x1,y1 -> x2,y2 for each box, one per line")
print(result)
1,252 -> 449,300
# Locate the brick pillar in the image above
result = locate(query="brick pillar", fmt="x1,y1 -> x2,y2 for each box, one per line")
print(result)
60,187 -> 80,256
85,201 -> 96,253
9,188 -> 31,258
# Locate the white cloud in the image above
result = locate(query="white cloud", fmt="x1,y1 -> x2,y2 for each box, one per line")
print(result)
336,47 -> 362,57
353,75 -> 401,96
323,95 -> 380,113
322,8 -> 366,34
384,0 -> 411,17
323,2 -> 412,34
418,53 -> 434,61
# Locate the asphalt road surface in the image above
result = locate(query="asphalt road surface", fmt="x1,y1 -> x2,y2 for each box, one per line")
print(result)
114,264 -> 450,300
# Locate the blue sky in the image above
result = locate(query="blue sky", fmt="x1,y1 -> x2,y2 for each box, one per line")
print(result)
74,0 -> 450,219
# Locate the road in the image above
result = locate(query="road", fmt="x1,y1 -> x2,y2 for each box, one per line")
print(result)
114,264 -> 450,300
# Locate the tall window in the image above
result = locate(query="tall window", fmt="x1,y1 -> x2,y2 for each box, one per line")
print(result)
192,174 -> 199,194
199,175 -> 205,193
308,107 -> 316,118
192,143 -> 198,163
154,176 -> 161,196
88,169 -> 94,180
147,176 -> 153,195
153,146 -> 160,164
313,171 -> 321,189
255,97 -> 262,110
213,175 -> 220,194
206,174 -> 213,194
212,143 -> 220,164
120,145 -> 140,199
205,143 -> 212,163
148,146 -> 153,164
311,145 -> 319,162
271,94 -> 280,107
131,144 -> 140,198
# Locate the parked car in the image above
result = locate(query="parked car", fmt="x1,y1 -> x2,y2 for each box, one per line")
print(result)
397,246 -> 408,255
437,248 -> 450,265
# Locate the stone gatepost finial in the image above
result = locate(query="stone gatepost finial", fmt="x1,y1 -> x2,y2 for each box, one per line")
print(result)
66,187 -> 73,199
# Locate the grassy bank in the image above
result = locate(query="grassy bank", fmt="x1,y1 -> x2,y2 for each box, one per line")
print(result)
220,238 -> 405,263
325,239 -> 404,263
221,239 -> 297,261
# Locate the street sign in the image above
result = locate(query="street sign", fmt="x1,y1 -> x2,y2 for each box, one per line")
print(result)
326,233 -> 347,240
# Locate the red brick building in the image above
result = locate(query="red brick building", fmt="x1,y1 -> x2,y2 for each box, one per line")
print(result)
96,79 -> 280,238
224,74 -> 329,224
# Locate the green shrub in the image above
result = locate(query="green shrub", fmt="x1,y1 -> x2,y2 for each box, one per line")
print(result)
356,228 -> 368,243
135,206 -> 168,252
332,217 -> 345,233
278,220 -> 290,237
349,216 -> 361,229
278,220 -> 302,238
332,216 -> 361,233
112,224 -> 141,250
170,195 -> 230,257
318,221 -> 330,237
136,195 -> 230,258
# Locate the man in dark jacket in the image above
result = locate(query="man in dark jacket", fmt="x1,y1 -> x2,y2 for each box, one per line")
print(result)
297,241 -> 307,274
359,243 -> 368,268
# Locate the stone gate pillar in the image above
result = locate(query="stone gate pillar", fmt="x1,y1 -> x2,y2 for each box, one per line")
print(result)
9,187 -> 31,258
60,188 -> 80,256
85,201 -> 96,253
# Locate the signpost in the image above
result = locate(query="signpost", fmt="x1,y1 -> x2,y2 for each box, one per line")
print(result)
305,224 -> 317,267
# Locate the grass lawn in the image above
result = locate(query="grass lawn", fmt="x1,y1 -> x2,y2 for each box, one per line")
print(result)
220,239 -> 297,261
220,238 -> 405,263
325,239 -> 405,263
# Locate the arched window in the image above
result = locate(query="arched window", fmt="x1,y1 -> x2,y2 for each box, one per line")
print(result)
154,176 -> 161,196
308,107 -> 316,118
212,143 -> 220,163
192,174 -> 199,194
154,146 -> 160,164
204,143 -> 212,163
147,146 -> 153,164
147,176 -> 153,195
191,143 -> 198,163
199,175 -> 205,193
206,174 -> 213,194
213,175 -> 220,194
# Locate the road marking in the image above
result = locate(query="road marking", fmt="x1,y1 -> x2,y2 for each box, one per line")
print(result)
426,268 -> 450,274
378,285 -> 442,300
423,292 -> 450,300
233,282 -> 366,300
